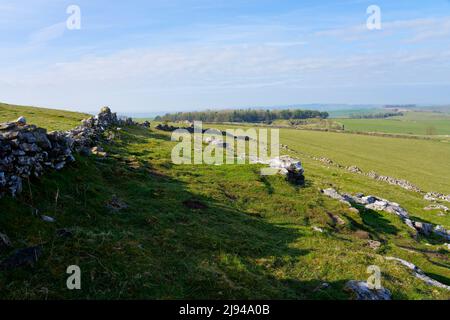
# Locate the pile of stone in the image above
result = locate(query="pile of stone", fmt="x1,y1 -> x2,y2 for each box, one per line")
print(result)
347,165 -> 362,174
321,188 -> 450,241
313,156 -> 339,167
250,155 -> 305,184
0,107 -> 135,198
268,156 -> 305,184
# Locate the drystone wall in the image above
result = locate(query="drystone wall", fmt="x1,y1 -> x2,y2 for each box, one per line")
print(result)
0,107 -> 137,198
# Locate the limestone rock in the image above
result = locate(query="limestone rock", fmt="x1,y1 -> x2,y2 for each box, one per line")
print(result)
344,281 -> 391,300
15,116 -> 26,126
367,240 -> 382,250
386,257 -> 450,291
0,232 -> 12,251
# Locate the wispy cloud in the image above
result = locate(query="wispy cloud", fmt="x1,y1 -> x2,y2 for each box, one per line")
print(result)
316,16 -> 450,43
29,22 -> 66,46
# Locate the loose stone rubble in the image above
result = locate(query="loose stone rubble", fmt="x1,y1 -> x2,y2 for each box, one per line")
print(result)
310,152 -> 423,193
0,232 -> 12,251
0,106 -> 135,198
321,188 -> 450,241
424,204 -> 449,212
385,257 -> 450,291
424,192 -> 450,203
344,280 -> 392,300
347,165 -> 362,174
366,171 -> 422,193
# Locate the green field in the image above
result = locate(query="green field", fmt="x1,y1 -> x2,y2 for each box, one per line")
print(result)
1,105 -> 450,299
337,112 -> 450,136
208,123 -> 450,195
0,102 -> 90,131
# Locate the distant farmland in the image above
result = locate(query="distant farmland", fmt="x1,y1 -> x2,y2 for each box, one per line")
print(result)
337,112 -> 450,136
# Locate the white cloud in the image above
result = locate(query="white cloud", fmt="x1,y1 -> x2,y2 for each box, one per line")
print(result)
29,22 -> 66,46
316,16 -> 450,43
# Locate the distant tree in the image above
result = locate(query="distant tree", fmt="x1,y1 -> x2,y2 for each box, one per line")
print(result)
158,108 -> 329,123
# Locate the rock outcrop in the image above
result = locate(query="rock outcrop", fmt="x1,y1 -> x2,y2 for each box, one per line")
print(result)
0,107 -> 135,198
321,188 -> 450,241
385,257 -> 450,291
344,280 -> 392,300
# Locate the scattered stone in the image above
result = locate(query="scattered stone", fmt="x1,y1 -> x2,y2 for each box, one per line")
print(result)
313,226 -> 324,233
367,240 -> 382,250
41,215 -> 56,223
91,146 -> 108,158
15,116 -> 26,126
106,195 -> 128,212
313,282 -> 331,292
424,192 -> 450,203
314,157 -> 334,165
0,232 -> 12,251
368,173 -> 422,193
347,166 -> 362,174
331,214 -> 346,225
424,204 -> 449,212
56,228 -> 73,238
344,280 -> 391,300
385,257 -> 450,291
0,246 -> 42,270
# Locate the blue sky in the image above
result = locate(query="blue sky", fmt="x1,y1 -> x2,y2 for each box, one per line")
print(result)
1,0 -> 450,113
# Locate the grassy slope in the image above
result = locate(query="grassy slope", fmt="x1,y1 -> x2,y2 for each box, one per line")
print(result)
337,112 -> 450,136
0,107 -> 449,299
0,103 -> 90,131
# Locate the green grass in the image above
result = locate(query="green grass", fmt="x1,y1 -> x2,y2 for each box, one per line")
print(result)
208,123 -> 450,194
1,106 -> 450,299
0,102 -> 90,131
337,112 -> 450,136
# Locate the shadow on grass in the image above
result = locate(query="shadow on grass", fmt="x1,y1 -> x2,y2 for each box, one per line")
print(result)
0,138 -> 335,299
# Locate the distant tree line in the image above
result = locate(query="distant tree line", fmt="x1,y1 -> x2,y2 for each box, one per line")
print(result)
155,109 -> 329,123
349,112 -> 404,119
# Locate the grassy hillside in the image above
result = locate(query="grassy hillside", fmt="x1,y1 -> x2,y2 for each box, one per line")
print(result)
0,102 -> 90,131
337,112 -> 450,136
0,106 -> 449,299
